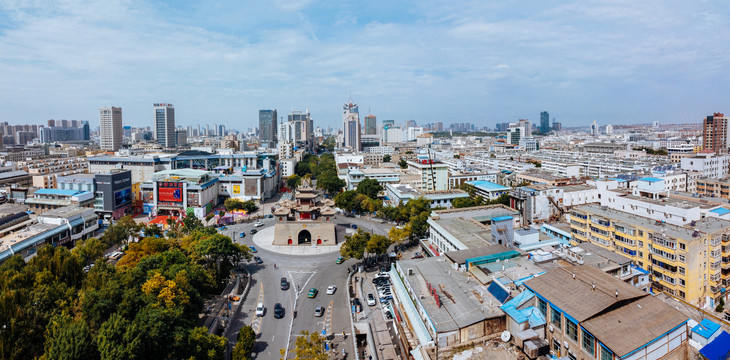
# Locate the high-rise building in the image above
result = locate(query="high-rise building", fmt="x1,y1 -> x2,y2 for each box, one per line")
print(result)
99,106 -> 123,151
343,101 -> 361,150
590,120 -> 599,136
517,119 -> 531,137
259,109 -> 278,147
405,120 -> 417,128
434,121 -> 444,132
605,124 -> 613,135
175,128 -> 187,146
283,110 -> 313,151
703,113 -> 728,154
364,114 -> 377,135
552,121 -> 562,131
154,103 -> 176,148
540,111 -> 550,133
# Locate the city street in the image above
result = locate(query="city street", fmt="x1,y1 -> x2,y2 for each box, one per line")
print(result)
223,214 -> 394,359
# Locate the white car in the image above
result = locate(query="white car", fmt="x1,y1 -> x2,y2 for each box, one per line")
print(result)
326,285 -> 337,295
254,221 -> 264,227
255,302 -> 265,316
367,293 -> 376,306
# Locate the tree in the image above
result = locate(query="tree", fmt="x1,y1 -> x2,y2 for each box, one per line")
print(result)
382,154 -> 391,163
232,325 -> 256,360
366,234 -> 391,256
182,215 -> 204,233
388,224 -> 411,244
316,171 -> 345,196
286,174 -> 302,190
184,327 -> 226,360
398,158 -> 408,169
287,331 -> 327,360
716,297 -> 725,313
340,230 -> 370,260
73,237 -> 106,265
335,190 -> 357,212
356,179 -> 382,199
97,313 -> 134,360
43,314 -> 99,360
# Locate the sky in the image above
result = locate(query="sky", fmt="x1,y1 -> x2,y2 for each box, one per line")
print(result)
0,0 -> 728,131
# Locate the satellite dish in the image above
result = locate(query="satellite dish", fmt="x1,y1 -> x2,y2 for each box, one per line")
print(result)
501,331 -> 511,342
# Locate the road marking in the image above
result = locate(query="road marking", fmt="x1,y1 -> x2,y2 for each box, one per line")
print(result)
288,271 -> 316,295
323,300 -> 334,334
251,283 -> 265,334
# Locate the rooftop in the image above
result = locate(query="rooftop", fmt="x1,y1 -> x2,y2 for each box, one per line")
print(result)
581,295 -> 687,357
467,180 -> 510,192
523,265 -> 647,322
33,188 -> 89,197
398,258 -> 503,333
444,244 -> 513,265
638,177 -> 663,182
430,217 -> 492,249
431,204 -> 519,221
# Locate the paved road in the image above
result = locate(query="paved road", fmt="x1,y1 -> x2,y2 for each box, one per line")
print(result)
223,214 -> 395,359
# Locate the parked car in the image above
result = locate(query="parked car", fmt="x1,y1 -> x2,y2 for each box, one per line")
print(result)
308,288 -> 318,298
254,221 -> 263,227
351,224 -> 358,229
281,277 -> 289,290
255,302 -> 265,316
367,293 -> 376,306
411,252 -> 424,259
314,306 -> 325,317
249,246 -> 257,253
327,285 -> 337,295
274,303 -> 284,319
254,256 -> 263,264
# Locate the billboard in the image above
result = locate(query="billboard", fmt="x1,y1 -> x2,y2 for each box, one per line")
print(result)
114,188 -> 131,207
158,187 -> 183,202
233,185 -> 241,195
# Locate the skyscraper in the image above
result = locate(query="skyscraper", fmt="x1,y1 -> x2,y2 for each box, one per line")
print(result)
540,111 -> 550,133
286,110 -> 313,151
343,101 -> 360,150
590,120 -> 598,136
259,109 -> 278,147
703,113 -> 728,154
154,103 -> 176,148
434,121 -> 444,132
99,106 -> 123,151
405,120 -> 417,128
364,114 -> 377,135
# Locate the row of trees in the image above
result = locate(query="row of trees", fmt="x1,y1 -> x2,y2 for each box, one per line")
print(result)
0,215 -> 251,360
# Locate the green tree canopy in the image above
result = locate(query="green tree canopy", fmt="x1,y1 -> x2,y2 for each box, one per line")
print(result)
232,325 -> 256,360
382,154 -> 391,162
286,174 -> 302,190
398,158 -> 408,169
287,331 -> 327,360
340,230 -> 370,260
356,178 -> 382,199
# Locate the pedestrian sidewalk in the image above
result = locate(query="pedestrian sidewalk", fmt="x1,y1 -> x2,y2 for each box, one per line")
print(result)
356,269 -> 401,360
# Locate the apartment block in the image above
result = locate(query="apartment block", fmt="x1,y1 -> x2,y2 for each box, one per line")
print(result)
569,204 -> 730,308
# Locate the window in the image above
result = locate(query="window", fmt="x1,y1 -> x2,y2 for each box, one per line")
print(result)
565,319 -> 578,341
553,338 -> 561,354
638,230 -> 644,237
601,346 -> 613,360
679,243 -> 686,251
678,254 -> 686,263
538,298 -> 547,317
583,329 -> 595,355
551,307 -> 561,329
679,266 -> 685,275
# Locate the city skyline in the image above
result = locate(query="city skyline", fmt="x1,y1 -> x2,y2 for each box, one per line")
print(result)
1,1 -> 729,129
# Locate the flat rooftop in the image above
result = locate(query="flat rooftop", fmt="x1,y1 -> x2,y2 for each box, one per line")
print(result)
431,217 -> 492,249
0,222 -> 58,253
432,205 -> 519,221
41,206 -> 92,219
444,244 -> 513,265
398,258 -> 503,333
0,204 -> 30,218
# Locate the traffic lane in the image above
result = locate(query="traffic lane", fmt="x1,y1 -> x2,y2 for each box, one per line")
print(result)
290,265 -> 347,338
250,264 -> 294,359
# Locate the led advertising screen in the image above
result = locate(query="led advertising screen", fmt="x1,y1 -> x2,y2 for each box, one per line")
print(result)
114,188 -> 131,207
158,187 -> 183,202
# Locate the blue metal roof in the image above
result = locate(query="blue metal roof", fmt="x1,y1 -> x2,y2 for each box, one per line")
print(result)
468,180 -> 509,191
692,319 -> 721,339
638,177 -> 663,183
700,331 -> 730,360
710,208 -> 730,216
33,188 -> 88,196
487,281 -> 510,304
491,215 -> 513,222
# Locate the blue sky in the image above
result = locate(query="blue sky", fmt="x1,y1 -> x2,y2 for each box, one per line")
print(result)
0,0 -> 728,131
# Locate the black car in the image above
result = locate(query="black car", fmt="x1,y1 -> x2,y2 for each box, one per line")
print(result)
254,256 -> 263,264
274,303 -> 284,319
250,229 -> 258,234
281,277 -> 289,290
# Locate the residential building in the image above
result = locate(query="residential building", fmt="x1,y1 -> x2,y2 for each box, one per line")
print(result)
569,203 -> 730,307
175,128 -> 187,147
590,120 -> 599,136
154,103 -> 176,148
343,101 -> 361,150
384,183 -> 468,209
696,178 -> 730,199
703,113 -> 728,154
259,109 -> 277,147
25,188 -> 94,214
467,180 -> 510,200
99,106 -> 123,151
522,266 -> 688,360
680,151 -> 729,179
